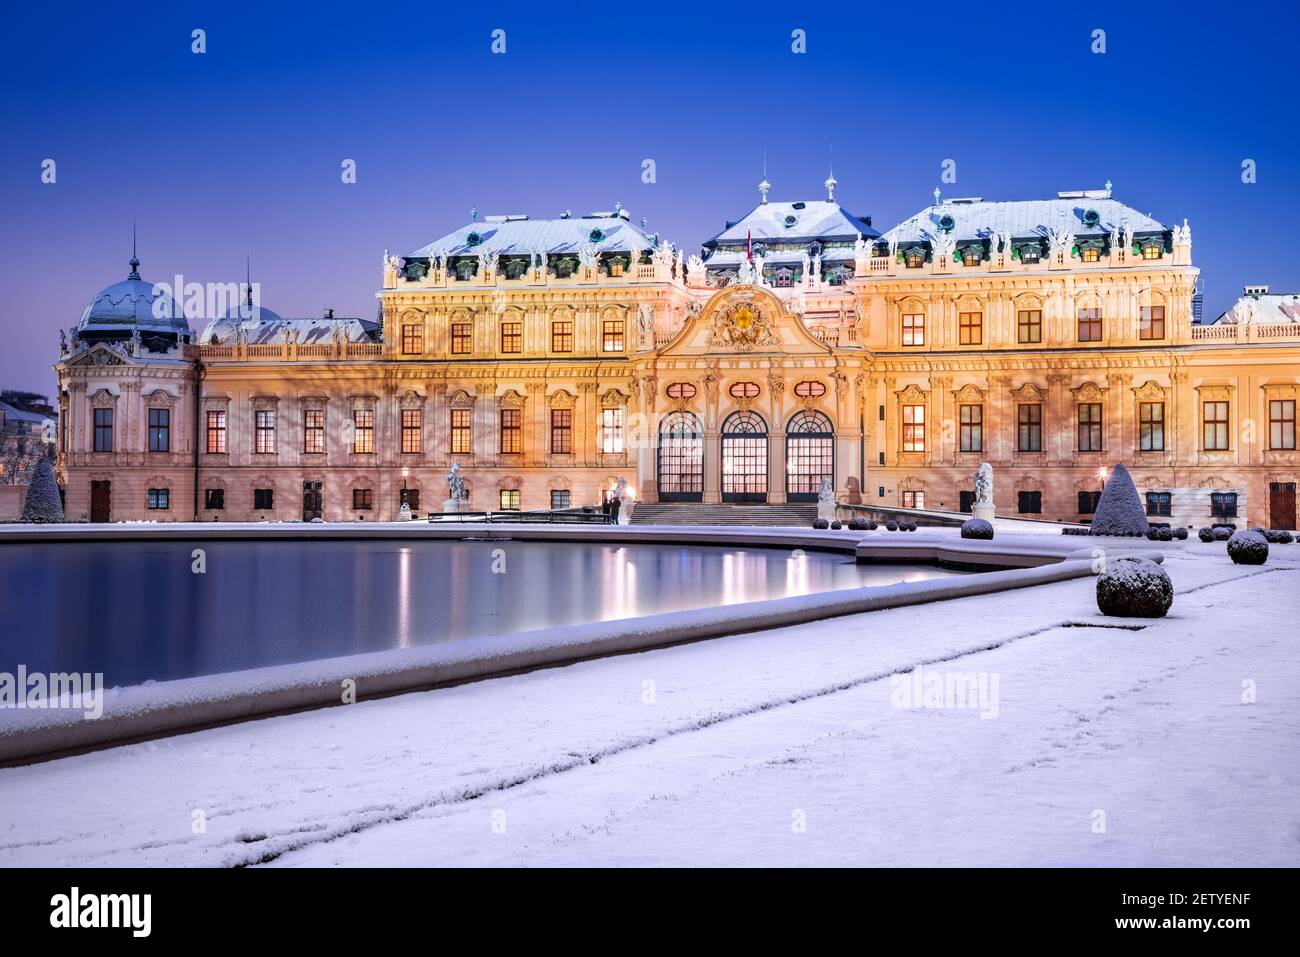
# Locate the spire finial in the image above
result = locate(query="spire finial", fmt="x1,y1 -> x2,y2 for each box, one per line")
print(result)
933,186 -> 942,206
1104,179 -> 1113,198
758,150 -> 771,204
825,142 -> 837,201
470,206 -> 478,222
245,254 -> 253,308
128,220 -> 140,278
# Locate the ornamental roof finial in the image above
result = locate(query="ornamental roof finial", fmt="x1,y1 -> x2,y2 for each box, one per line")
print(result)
759,150 -> 771,204
128,220 -> 140,279
470,206 -> 478,222
933,186 -> 942,206
825,143 -> 837,201
1104,179 -> 1113,198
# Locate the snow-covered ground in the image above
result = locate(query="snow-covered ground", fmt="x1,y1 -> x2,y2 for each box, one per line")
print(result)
0,543 -> 1296,867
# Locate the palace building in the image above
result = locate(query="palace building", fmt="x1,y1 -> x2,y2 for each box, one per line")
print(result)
53,179 -> 1300,530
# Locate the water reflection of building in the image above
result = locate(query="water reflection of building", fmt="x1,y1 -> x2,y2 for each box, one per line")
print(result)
53,179 -> 1300,530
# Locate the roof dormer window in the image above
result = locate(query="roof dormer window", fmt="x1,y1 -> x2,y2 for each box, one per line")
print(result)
1017,244 -> 1041,264
905,247 -> 926,269
1141,240 -> 1163,260
961,246 -> 982,266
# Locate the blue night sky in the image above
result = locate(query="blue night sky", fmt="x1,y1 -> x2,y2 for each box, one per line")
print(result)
1,0 -> 1296,395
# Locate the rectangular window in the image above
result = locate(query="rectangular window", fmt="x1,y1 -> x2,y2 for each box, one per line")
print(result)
353,409 -> 374,454
93,408 -> 114,452
399,488 -> 421,511
401,409 -> 423,454
550,408 -> 572,454
901,490 -> 925,509
1017,310 -> 1042,344
499,489 -> 521,510
958,312 -> 982,345
1270,399 -> 1296,450
901,404 -> 925,452
959,490 -> 975,514
1078,490 -> 1101,514
901,313 -> 925,346
1203,400 -> 1229,451
500,408 -> 522,454
1017,403 -> 1042,452
450,322 -> 472,355
1077,308 -> 1103,342
600,408 -> 625,454
401,323 -> 422,355
1077,403 -> 1103,452
500,321 -> 522,354
551,320 -> 573,353
602,319 -> 625,352
1142,244 -> 1162,260
1017,490 -> 1042,514
1210,492 -> 1238,518
352,488 -> 373,511
450,408 -> 472,454
206,410 -> 227,454
147,487 -> 169,510
253,487 -> 274,510
1140,306 -> 1166,340
204,488 -> 225,510
255,409 -> 277,454
1146,491 -> 1172,517
147,408 -> 170,453
1139,402 -> 1165,452
303,409 -> 325,454
550,489 -> 571,510
959,404 -> 983,452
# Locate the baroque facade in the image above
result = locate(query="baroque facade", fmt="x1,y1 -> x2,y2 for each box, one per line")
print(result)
53,182 -> 1300,529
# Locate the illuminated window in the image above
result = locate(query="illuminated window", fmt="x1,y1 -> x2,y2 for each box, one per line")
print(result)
1017,404 -> 1042,452
959,404 -> 983,452
1080,246 -> 1101,262
1140,306 -> 1165,340
499,489 -> 521,510
1077,403 -> 1103,452
902,490 -> 925,508
303,410 -> 324,454
1270,399 -> 1296,450
550,408 -> 572,454
450,321 -> 472,355
902,404 -> 925,452
602,319 -> 625,352
959,312 -> 982,345
1017,310 -> 1042,344
401,324 -> 422,355
401,409 -> 423,453
901,313 -> 925,346
206,410 -> 227,453
1142,243 -> 1163,260
1139,402 -> 1165,451
353,409 -> 374,454
450,409 -> 471,454
551,320 -> 573,353
500,321 -> 522,354
550,489 -> 571,509
905,249 -> 925,268
961,247 -> 982,266
601,408 -> 625,454
1203,401 -> 1230,450
255,410 -> 276,453
500,408 -> 522,454
1077,308 -> 1103,342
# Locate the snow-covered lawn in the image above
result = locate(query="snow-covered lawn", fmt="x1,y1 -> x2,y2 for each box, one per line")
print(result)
0,544 -> 1296,867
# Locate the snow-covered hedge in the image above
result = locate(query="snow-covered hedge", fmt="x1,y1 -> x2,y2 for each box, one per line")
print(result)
830,520 -> 842,530
1146,526 -> 1173,542
847,518 -> 869,531
1263,529 -> 1294,544
812,518 -> 829,530
885,521 -> 898,531
18,459 -> 63,524
1089,464 -> 1148,536
1213,526 -> 1233,541
1227,530 -> 1269,565
1172,527 -> 1189,540
1096,557 -> 1173,618
960,518 -> 994,540
1197,527 -> 1214,543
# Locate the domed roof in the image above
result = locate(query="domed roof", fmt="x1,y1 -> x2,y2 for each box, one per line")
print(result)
78,255 -> 189,335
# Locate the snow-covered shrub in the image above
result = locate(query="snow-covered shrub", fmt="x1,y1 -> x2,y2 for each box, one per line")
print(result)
19,459 -> 63,524
1264,529 -> 1294,544
1146,526 -> 1173,542
906,521 -> 919,531
1096,557 -> 1173,618
1089,464 -> 1148,536
812,518 -> 829,530
830,520 -> 842,530
885,520 -> 898,531
1061,526 -> 1089,536
1146,526 -> 1160,541
867,520 -> 879,530
1172,527 -> 1188,540
847,518 -> 869,531
1227,530 -> 1268,565
1213,526 -> 1233,542
961,518 -> 994,540
1197,527 -> 1213,542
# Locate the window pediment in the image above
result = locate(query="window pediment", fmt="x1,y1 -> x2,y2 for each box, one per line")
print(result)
1010,382 -> 1045,404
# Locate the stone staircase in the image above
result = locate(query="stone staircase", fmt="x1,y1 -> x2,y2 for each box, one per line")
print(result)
629,503 -> 818,526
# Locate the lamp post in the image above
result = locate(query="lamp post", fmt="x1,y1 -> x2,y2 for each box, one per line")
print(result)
1098,465 -> 1109,488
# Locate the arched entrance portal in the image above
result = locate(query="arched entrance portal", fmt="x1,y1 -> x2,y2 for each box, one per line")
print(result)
785,410 -> 834,502
657,411 -> 703,502
721,410 -> 768,503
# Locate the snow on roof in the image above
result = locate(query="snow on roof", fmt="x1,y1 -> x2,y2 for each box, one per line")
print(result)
198,316 -> 379,346
407,213 -> 660,258
0,402 -> 49,426
882,197 -> 1167,246
705,200 -> 879,247
1213,291 -> 1300,325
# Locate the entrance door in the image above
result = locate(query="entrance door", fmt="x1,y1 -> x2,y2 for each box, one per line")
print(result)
303,481 -> 323,521
721,410 -> 768,503
785,410 -> 834,503
657,411 -> 703,502
1271,482 -> 1297,530
90,480 -> 111,523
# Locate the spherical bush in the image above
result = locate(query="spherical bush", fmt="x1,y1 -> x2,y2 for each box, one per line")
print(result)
847,518 -> 868,531
906,521 -> 918,531
1227,530 -> 1269,565
1173,527 -> 1188,540
1096,557 -> 1173,619
961,518 -> 994,540
1157,527 -> 1173,542
830,520 -> 842,530
1213,526 -> 1233,542
885,521 -> 898,531
1197,527 -> 1214,543
866,520 -> 879,530
1146,527 -> 1161,541
812,518 -> 829,530
1264,529 -> 1294,545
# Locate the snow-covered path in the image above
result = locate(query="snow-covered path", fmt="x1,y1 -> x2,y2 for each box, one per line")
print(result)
1,548 -> 1297,867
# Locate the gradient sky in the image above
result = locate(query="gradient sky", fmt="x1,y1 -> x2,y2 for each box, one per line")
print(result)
2,1 -> 1297,396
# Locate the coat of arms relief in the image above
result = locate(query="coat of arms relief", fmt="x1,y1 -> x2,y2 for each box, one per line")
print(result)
708,293 -> 781,351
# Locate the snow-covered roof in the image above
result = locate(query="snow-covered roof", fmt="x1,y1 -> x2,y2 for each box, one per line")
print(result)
407,212 -> 660,259
704,200 -> 879,248
702,248 -> 855,268
199,316 -> 379,346
79,259 -> 189,335
0,401 -> 49,426
1213,291 -> 1300,325
881,196 -> 1167,246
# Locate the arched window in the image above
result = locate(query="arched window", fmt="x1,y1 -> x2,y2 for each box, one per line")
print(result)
786,410 -> 834,502
721,410 -> 768,503
657,412 -> 703,502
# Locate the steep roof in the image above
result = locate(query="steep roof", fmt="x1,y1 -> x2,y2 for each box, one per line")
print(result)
407,211 -> 660,259
882,196 -> 1167,246
1214,291 -> 1300,325
198,316 -> 379,346
704,200 -> 879,248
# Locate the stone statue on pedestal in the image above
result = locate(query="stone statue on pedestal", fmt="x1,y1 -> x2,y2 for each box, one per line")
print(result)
817,476 -> 836,523
614,475 -> 632,525
973,462 -> 995,525
444,462 -> 468,514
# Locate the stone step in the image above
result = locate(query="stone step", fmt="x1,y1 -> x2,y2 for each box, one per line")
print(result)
630,504 -> 819,526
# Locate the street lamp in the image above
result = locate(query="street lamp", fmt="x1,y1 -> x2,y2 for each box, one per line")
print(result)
1098,466 -> 1109,486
